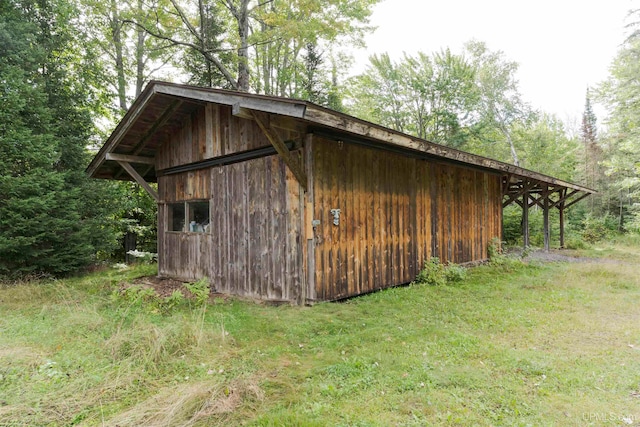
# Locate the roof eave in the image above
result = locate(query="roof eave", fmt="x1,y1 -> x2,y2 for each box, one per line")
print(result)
302,104 -> 595,195
86,82 -> 160,178
87,81 -> 594,197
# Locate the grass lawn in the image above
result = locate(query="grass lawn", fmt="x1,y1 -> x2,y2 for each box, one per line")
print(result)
1,240 -> 640,426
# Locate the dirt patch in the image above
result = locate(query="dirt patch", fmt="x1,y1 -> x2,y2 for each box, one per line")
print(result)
508,248 -> 623,264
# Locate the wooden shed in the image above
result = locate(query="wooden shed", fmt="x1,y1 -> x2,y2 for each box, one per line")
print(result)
88,81 -> 594,304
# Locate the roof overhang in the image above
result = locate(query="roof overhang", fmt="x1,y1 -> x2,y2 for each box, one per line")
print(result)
86,81 -> 307,182
87,81 -> 595,206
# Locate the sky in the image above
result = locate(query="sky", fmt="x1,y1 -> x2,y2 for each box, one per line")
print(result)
352,0 -> 637,125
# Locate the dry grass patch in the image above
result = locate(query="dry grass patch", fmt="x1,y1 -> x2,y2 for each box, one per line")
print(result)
106,377 -> 265,427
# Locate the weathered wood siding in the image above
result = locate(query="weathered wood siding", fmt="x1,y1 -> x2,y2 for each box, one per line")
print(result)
156,104 -> 304,170
156,107 -> 305,301
156,104 -> 262,170
158,155 -> 303,300
312,138 -> 502,300
154,103 -> 502,303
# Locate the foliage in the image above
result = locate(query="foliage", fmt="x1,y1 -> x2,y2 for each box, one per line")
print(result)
114,182 -> 158,259
464,40 -> 533,165
184,277 -> 211,306
502,206 -> 523,245
626,205 -> 640,234
487,237 -> 528,270
444,262 -> 467,283
415,257 -> 447,286
580,214 -> 618,243
110,275 -> 210,315
0,0 -> 122,278
171,0 -> 232,88
414,257 -> 466,286
122,0 -> 378,99
79,0 -> 178,111
250,0 -> 377,98
513,114 -> 580,181
114,283 -> 159,307
487,237 -> 503,259
594,12 -> 640,229
347,50 -> 478,147
126,250 -> 158,263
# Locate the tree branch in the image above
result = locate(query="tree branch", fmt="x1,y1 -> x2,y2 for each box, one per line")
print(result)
249,0 -> 274,14
124,19 -> 239,90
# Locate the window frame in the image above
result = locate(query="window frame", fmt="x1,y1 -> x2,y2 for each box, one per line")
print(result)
166,200 -> 211,234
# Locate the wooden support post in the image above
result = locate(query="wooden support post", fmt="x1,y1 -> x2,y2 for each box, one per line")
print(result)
304,133 -> 315,304
543,186 -> 550,252
116,160 -> 159,202
559,203 -> 565,249
251,111 -> 308,191
522,188 -> 530,248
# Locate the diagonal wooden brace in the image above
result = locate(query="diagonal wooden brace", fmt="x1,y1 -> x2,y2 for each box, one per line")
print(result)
250,111 -> 308,191
115,160 -> 159,202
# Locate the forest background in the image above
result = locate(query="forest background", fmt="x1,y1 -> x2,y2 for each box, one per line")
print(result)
1,0 -> 639,278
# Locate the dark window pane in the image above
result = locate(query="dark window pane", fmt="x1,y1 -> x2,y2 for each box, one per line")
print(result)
168,203 -> 185,232
188,201 -> 210,233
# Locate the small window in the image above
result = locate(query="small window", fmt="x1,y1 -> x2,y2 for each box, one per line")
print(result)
168,203 -> 185,232
187,201 -> 210,233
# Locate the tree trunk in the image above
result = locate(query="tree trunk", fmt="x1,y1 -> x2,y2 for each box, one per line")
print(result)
124,231 -> 137,263
135,0 -> 146,97
110,0 -> 127,111
259,21 -> 270,94
236,0 -> 250,92
505,129 -> 520,167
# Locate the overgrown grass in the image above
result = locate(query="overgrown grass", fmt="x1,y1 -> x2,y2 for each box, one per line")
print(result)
564,233 -> 640,261
1,248 -> 640,426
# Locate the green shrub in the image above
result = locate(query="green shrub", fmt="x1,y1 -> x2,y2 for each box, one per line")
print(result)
111,282 -> 199,315
126,250 -> 158,264
113,284 -> 157,307
445,263 -> 467,282
185,277 -> 211,306
564,235 -> 589,250
414,257 -> 466,286
502,205 -> 523,245
486,238 -> 526,270
158,289 -> 185,314
581,214 -> 617,243
488,237 -> 503,260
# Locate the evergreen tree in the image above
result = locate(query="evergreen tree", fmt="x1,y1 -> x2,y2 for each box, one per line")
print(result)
598,29 -> 640,230
581,88 -> 598,144
0,0 -> 120,278
302,43 -> 325,104
580,88 -> 604,212
180,0 -> 234,88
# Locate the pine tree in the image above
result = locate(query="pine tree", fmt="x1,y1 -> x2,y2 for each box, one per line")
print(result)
580,88 -> 603,212
581,88 -> 598,144
0,0 -> 120,278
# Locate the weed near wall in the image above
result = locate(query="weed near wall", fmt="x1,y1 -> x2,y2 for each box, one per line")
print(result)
413,257 -> 467,286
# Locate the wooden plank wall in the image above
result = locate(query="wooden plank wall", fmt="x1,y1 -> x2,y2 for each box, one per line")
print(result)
155,105 -> 306,302
312,138 -> 502,301
156,104 -> 267,170
158,168 -> 211,281
157,155 -> 303,301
